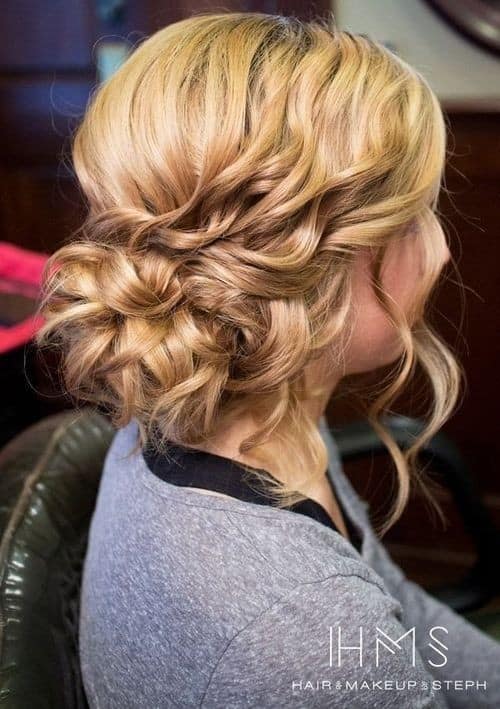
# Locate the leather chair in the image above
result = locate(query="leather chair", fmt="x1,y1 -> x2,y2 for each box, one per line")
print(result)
0,409 -> 115,708
0,408 -> 498,707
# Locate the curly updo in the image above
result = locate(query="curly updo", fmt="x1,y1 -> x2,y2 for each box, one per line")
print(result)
35,11 -> 462,531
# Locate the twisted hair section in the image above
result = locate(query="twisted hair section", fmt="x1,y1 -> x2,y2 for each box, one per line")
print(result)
35,11 -> 463,530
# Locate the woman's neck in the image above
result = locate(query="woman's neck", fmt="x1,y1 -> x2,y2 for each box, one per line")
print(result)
179,373 -> 351,541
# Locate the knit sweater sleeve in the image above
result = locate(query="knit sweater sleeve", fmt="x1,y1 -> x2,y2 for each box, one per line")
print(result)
201,572 -> 448,708
365,537 -> 500,708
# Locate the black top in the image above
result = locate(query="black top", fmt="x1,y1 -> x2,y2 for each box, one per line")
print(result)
142,437 -> 363,553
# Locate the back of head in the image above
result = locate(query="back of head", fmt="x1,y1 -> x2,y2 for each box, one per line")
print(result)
36,11 -> 462,531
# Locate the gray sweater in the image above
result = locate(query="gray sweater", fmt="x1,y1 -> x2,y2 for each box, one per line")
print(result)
79,417 -> 500,707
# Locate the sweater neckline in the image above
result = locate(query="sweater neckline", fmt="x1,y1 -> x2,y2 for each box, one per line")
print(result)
141,435 -> 363,554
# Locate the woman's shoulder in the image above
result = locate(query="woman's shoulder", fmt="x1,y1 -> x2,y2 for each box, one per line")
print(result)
90,419 -> 393,607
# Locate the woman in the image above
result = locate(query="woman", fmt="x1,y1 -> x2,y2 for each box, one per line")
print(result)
35,11 -> 500,707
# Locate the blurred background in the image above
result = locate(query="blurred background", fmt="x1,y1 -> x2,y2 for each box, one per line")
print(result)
0,0 -> 499,594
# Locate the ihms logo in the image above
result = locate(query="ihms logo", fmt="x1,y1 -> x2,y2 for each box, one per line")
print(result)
330,626 -> 449,668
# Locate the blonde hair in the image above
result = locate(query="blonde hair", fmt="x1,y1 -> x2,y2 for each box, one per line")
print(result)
35,11 -> 463,533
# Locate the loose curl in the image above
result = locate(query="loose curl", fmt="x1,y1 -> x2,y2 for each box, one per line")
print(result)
35,11 -> 463,533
